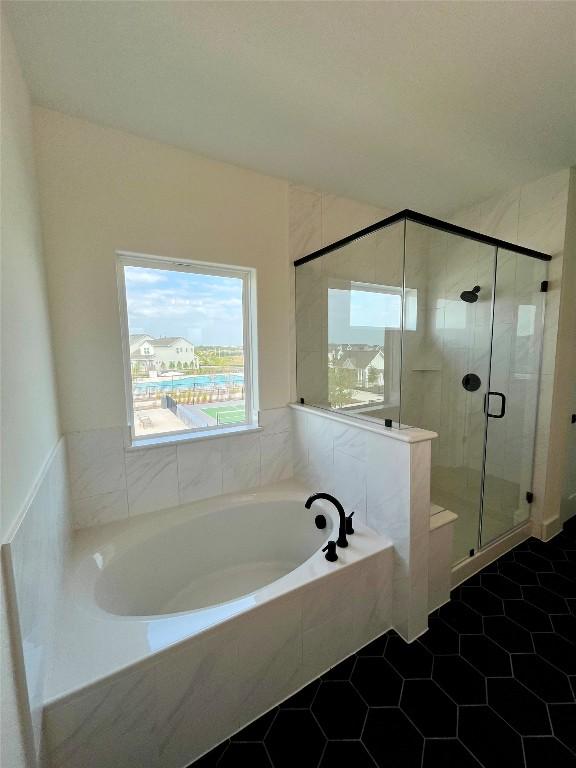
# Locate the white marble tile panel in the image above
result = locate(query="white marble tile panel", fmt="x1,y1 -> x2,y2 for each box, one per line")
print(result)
259,406 -> 291,435
45,665 -> 158,768
260,432 -> 293,486
155,627 -> 238,768
72,490 -> 129,529
236,593 -> 303,725
177,441 -> 223,505
67,427 -> 125,500
125,445 -> 179,517
222,457 -> 260,494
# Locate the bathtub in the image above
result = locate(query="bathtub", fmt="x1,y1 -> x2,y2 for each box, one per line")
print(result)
44,479 -> 393,768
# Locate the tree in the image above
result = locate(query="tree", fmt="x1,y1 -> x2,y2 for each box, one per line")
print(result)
328,366 -> 357,408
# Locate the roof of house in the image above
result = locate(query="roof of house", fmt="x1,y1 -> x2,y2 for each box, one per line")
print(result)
332,350 -> 383,369
149,337 -> 193,348
129,334 -> 153,347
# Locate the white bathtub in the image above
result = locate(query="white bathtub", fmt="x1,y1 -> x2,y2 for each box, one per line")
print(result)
91,497 -> 336,617
44,480 -> 393,768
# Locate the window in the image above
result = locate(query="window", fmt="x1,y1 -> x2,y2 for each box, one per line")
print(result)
117,253 -> 257,444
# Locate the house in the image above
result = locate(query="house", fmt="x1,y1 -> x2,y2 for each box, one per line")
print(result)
149,337 -> 200,369
129,334 -> 200,371
329,344 -> 385,388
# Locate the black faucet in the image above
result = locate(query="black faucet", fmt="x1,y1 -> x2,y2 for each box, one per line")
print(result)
305,492 -> 348,548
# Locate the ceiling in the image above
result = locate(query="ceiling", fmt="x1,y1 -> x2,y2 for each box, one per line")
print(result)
5,1 -> 576,214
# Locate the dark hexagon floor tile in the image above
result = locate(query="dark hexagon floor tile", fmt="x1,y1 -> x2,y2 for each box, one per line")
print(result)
432,655 -> 486,704
549,703 -> 576,754
322,655 -> 356,680
523,585 -> 569,614
218,742 -> 272,767
400,679 -> 457,737
504,599 -> 553,631
191,739 -> 229,767
356,634 -> 388,657
232,708 -> 277,740
554,561 -> 576,581
481,574 -> 523,599
385,634 -> 433,679
459,706 -> 524,768
311,681 -> 367,739
527,539 -> 567,560
532,633 -> 576,674
265,710 -> 325,768
499,562 -> 540,585
483,615 -> 533,653
351,656 -> 403,706
362,708 -> 424,768
514,551 -> 556,572
512,654 -> 574,703
459,586 -> 504,616
487,678 -> 551,736
523,737 -> 576,767
439,599 -> 483,634
418,617 -> 459,655
279,680 -> 319,709
552,614 -> 576,645
422,738 -> 481,767
460,634 -> 511,677
539,572 -> 576,598
318,741 -> 376,768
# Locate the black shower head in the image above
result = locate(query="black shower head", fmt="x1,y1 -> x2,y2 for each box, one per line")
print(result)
460,286 -> 481,303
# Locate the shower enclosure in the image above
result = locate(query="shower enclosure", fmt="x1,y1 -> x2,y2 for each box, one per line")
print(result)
294,210 -> 550,564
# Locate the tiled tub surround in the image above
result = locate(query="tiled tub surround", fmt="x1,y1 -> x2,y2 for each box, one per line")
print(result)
42,481 -> 393,768
2,438 -> 71,763
67,406 -> 292,529
291,404 -> 437,642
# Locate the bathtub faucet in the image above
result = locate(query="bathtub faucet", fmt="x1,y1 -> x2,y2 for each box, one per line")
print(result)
305,493 -> 348,548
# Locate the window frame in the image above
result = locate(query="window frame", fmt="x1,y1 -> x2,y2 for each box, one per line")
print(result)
116,251 -> 258,447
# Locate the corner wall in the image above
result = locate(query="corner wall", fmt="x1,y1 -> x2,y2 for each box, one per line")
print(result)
1,16 -> 63,768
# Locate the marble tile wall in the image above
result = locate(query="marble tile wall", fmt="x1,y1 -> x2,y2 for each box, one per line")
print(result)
68,408 -> 293,530
291,404 -> 434,641
3,438 -> 71,763
43,547 -> 393,768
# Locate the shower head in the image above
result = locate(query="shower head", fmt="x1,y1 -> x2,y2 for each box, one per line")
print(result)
460,286 -> 481,303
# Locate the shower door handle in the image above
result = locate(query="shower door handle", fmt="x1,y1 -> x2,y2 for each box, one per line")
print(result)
484,391 -> 506,419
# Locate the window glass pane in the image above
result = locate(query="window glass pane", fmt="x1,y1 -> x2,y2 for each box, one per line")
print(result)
123,263 -> 247,439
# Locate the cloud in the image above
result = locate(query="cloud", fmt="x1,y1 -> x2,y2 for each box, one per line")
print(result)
124,268 -> 167,285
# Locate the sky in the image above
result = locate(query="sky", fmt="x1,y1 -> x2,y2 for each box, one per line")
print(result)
124,266 -> 244,346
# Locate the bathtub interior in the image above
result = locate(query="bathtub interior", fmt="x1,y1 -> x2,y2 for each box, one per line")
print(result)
93,499 -> 335,617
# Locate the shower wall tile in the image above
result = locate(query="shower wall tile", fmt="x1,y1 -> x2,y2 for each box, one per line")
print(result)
479,189 -> 519,242
518,169 -> 570,254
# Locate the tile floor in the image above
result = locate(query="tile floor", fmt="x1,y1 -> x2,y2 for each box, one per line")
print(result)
192,519 -> 576,767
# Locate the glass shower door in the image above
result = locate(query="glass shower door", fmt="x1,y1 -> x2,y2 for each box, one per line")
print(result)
480,249 -> 547,547
402,221 -> 496,562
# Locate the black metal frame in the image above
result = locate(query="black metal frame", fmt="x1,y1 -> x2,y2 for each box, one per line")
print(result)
293,208 -> 552,266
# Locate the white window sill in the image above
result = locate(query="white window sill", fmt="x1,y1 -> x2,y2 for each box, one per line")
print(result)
126,423 -> 263,451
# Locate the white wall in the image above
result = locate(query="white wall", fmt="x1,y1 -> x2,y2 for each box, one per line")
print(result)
1,17 -> 62,768
33,108 -> 291,434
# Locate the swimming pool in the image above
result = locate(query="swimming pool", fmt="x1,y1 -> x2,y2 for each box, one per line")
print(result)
133,373 -> 244,393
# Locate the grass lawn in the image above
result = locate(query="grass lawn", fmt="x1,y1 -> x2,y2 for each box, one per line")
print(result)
202,404 -> 245,425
